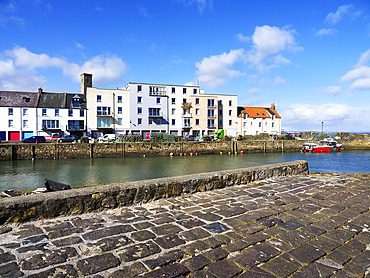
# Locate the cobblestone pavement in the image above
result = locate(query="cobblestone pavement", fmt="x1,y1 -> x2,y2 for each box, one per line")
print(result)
0,173 -> 369,278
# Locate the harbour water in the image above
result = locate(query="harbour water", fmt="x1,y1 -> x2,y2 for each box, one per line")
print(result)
0,150 -> 369,192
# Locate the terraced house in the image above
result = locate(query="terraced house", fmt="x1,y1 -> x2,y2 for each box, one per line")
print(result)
0,88 -> 87,141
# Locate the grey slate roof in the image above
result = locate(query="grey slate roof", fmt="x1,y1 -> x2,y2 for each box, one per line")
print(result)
38,92 -> 66,108
0,91 -> 39,107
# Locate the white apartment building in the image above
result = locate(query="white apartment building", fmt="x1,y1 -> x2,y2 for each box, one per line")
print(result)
237,104 -> 281,136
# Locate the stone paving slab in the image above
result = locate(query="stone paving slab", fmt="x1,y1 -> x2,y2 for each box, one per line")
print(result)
0,173 -> 369,277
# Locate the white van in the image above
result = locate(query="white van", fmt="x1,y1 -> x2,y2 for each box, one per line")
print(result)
97,134 -> 116,143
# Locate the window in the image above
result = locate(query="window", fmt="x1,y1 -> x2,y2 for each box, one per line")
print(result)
23,108 -> 28,116
97,118 -> 111,128
172,87 -> 175,93
272,122 -> 275,128
183,88 -> 186,94
118,118 -> 123,125
97,95 -> 102,102
229,120 -> 232,126
42,109 -> 47,116
193,88 -> 197,94
23,120 -> 28,127
97,106 -> 111,116
8,120 -> 13,127
207,99 -> 215,107
265,122 -> 267,126
156,97 -> 160,104
137,107 -> 142,114
229,110 -> 232,116
196,108 -> 200,115
195,98 -> 200,105
73,98 -> 80,107
55,109 -> 59,116
68,109 -> 73,116
118,96 -> 122,103
207,109 -> 215,118
138,118 -> 142,125
42,120 -> 59,129
229,100 -> 232,106
68,120 -> 84,130
149,108 -> 161,117
172,119 -> 175,125
137,85 -> 142,92
184,118 -> 190,127
196,119 -> 200,125
251,122 -> 253,126
207,119 -> 215,128
243,122 -> 247,127
259,122 -> 262,127
171,98 -> 176,104
171,108 -> 175,115
80,110 -> 84,117
156,119 -> 161,125
149,118 -> 153,124
137,96 -> 142,103
8,108 -> 13,116
183,109 -> 187,115
118,107 -> 122,114
183,98 -> 186,103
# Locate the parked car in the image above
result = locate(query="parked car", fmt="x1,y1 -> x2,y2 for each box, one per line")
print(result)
97,134 -> 116,143
22,136 -> 46,143
58,135 -> 78,143
52,133 -> 63,139
185,135 -> 196,141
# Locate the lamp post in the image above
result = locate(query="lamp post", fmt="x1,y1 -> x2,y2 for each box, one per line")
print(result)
321,122 -> 324,134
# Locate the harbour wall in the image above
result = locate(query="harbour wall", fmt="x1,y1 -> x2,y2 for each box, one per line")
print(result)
0,160 -> 309,224
0,139 -> 368,161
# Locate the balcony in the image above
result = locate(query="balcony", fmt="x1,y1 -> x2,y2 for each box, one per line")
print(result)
182,124 -> 192,129
207,125 -> 216,129
181,102 -> 192,109
149,86 -> 166,96
148,112 -> 164,118
182,113 -> 192,118
67,125 -> 85,131
96,111 -> 113,117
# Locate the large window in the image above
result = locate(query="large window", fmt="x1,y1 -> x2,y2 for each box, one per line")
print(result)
207,99 -> 215,107
149,108 -> 161,117
97,107 -> 111,116
42,120 -> 59,129
68,120 -> 84,130
97,118 -> 111,128
207,109 -> 215,118
207,119 -> 215,128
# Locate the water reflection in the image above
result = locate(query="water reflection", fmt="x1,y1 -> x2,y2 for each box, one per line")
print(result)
0,150 -> 368,191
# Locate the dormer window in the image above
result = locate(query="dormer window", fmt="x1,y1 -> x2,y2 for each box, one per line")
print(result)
23,97 -> 30,102
73,98 -> 80,107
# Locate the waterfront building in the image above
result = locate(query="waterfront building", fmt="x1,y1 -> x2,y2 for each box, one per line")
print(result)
0,88 -> 87,141
83,73 -> 238,138
237,104 -> 281,136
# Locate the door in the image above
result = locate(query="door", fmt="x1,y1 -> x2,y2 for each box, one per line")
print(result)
0,132 -> 5,141
22,131 -> 33,140
9,131 -> 20,141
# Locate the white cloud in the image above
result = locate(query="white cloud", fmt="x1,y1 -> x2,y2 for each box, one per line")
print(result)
236,33 -> 250,43
274,76 -> 287,85
281,103 -> 370,132
75,42 -> 85,49
340,49 -> 370,91
315,28 -> 337,36
325,5 -> 353,25
0,46 -> 128,90
248,25 -> 301,71
320,85 -> 341,95
180,0 -> 213,14
188,49 -> 245,89
248,88 -> 260,94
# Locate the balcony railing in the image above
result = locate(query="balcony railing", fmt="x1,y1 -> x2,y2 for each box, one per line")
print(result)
182,113 -> 192,118
97,111 -> 112,117
67,125 -> 85,131
148,112 -> 164,118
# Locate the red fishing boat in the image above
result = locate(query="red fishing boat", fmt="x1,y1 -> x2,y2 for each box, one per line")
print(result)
301,138 -> 342,153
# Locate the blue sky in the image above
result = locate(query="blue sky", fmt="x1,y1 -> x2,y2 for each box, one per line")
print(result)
1,0 -> 370,132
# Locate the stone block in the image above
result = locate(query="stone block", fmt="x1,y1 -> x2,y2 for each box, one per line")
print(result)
76,253 -> 120,276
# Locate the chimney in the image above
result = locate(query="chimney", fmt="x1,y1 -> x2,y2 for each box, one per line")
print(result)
271,103 -> 276,110
38,87 -> 43,94
80,73 -> 93,94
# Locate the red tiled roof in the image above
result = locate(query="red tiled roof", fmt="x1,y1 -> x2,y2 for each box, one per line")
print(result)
238,107 -> 281,118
